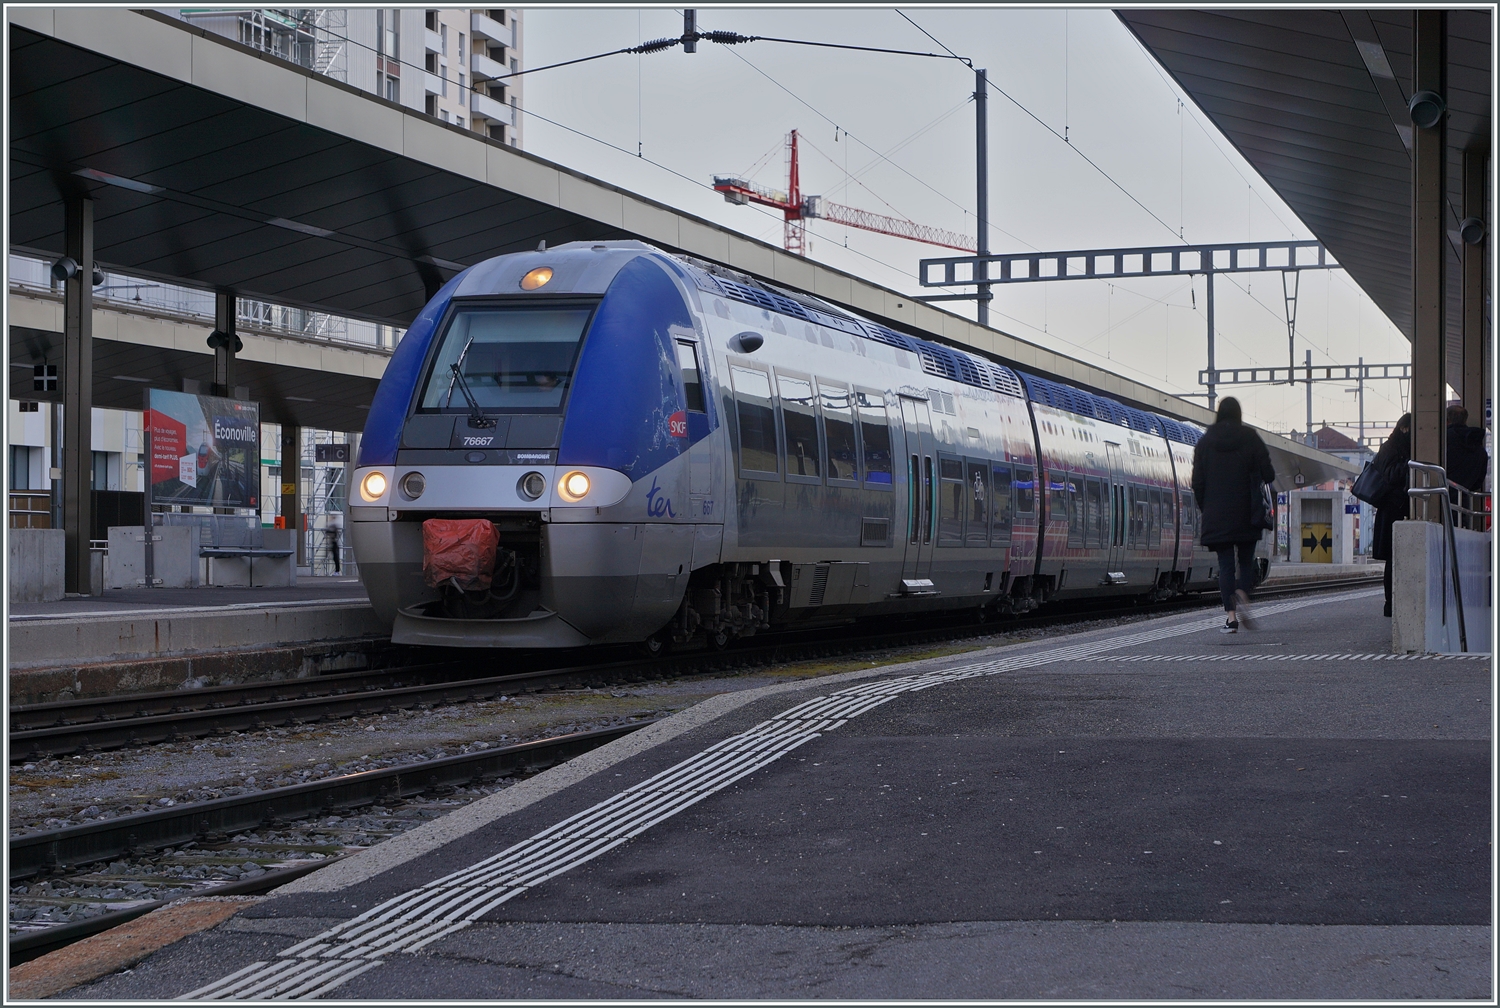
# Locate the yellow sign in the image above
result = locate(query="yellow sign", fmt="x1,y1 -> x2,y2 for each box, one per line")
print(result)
281,483 -> 296,495
1301,523 -> 1332,563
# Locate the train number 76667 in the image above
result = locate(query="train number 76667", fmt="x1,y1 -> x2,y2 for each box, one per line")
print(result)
461,436 -> 496,447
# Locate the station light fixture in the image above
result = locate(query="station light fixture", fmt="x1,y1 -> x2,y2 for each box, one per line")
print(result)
519,471 -> 547,500
520,266 -> 553,290
558,470 -> 591,502
359,471 -> 388,501
1408,89 -> 1446,129
400,471 -> 426,500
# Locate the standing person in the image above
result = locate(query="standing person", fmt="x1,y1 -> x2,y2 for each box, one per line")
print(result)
1445,404 -> 1489,493
1191,397 -> 1277,633
324,509 -> 344,574
1371,414 -> 1412,618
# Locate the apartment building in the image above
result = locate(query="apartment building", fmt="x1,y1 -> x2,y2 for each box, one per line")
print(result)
177,8 -> 523,146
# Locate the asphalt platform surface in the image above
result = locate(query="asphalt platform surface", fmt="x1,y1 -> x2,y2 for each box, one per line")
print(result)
58,587 -> 1491,1000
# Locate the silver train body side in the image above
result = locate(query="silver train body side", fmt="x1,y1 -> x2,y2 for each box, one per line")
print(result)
351,241 -> 1242,650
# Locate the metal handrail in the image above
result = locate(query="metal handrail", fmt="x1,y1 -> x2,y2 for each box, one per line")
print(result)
1407,460 -> 1467,652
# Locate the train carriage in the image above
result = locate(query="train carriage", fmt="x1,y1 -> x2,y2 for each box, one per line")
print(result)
351,240 -> 1232,652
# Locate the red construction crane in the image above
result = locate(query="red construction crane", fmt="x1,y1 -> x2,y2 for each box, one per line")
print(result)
713,130 -> 976,256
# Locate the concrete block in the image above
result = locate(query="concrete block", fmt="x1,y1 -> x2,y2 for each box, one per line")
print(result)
107,526 -> 199,589
1391,520 -> 1490,654
1287,490 -> 1355,565
9,529 -> 65,603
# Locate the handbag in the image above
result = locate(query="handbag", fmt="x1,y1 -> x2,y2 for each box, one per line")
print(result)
1350,460 -> 1392,505
1249,481 -> 1276,531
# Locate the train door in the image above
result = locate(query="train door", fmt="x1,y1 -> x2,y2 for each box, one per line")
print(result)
1104,442 -> 1127,579
898,394 -> 936,587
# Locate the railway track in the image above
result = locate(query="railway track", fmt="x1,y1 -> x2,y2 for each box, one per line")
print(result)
7,723 -> 650,964
9,575 -> 1379,764
6,575 -> 1378,965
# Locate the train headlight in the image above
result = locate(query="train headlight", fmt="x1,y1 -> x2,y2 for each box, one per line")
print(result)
558,470 -> 591,502
400,471 -> 426,500
359,471 -> 388,502
520,267 -> 553,290
518,471 -> 546,500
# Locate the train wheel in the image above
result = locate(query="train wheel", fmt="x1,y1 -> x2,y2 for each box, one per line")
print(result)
706,627 -> 732,651
638,628 -> 671,660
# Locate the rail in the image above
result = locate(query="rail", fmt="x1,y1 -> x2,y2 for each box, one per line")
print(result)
1407,460 -> 1468,652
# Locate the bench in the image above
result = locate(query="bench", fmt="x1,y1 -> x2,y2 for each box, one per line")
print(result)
199,547 -> 296,586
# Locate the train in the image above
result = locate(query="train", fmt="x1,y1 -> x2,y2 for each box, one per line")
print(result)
350,240 -> 1254,652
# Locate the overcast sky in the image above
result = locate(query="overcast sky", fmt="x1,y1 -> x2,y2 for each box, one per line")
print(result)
518,7 -> 1411,440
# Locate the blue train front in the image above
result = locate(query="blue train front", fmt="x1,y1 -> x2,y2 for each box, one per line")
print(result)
353,239 -> 1227,652
351,241 -> 726,648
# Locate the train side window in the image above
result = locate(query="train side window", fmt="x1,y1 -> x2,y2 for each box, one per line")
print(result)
776,372 -> 821,480
965,460 -> 990,547
1149,487 -> 1163,547
854,390 -> 892,488
938,455 -> 965,546
1066,474 -> 1084,548
730,364 -> 778,476
1126,485 -> 1142,548
675,340 -> 706,413
990,463 -> 1012,544
923,456 -> 935,544
908,454 -> 920,544
1085,478 -> 1104,548
1013,465 -> 1035,515
1048,471 -> 1071,540
820,381 -> 858,483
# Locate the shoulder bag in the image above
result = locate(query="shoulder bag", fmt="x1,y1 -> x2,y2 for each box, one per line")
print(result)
1249,481 -> 1276,531
1350,460 -> 1392,505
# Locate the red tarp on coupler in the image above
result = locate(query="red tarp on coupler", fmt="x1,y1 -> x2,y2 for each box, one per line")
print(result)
422,518 -> 499,591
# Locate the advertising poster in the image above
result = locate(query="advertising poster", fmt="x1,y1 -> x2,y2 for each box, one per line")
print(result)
146,389 -> 260,509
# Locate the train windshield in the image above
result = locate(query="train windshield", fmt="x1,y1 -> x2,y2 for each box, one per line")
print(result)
418,305 -> 594,412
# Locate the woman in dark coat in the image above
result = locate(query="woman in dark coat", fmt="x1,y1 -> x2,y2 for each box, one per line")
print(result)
1370,414 -> 1411,618
1190,397 -> 1276,632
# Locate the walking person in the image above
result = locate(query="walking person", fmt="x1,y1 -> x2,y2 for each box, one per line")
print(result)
324,509 -> 344,574
1191,397 -> 1277,633
1370,414 -> 1412,618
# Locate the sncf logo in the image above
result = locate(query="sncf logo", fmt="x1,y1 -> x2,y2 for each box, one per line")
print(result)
668,410 -> 688,438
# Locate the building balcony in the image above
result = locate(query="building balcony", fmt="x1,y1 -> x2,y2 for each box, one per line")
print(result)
470,49 -> 506,82
423,71 -> 444,96
470,89 -> 512,126
470,11 -> 511,47
423,27 -> 443,54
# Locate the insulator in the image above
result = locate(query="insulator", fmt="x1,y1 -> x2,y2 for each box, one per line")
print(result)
704,30 -> 749,44
634,37 -> 679,54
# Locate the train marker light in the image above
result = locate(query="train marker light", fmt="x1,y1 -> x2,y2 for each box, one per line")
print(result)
519,471 -> 547,500
359,471 -> 388,501
400,471 -> 426,500
521,267 -> 553,290
558,470 -> 591,502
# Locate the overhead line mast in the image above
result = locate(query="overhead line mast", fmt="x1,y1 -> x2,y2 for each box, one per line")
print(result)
713,130 -> 977,256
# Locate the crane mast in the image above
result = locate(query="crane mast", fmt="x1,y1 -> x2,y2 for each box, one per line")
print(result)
713,130 -> 976,256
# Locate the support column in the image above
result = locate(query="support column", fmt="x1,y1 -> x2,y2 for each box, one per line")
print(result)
1409,9 -> 1447,469
1461,145 -> 1489,431
62,197 -> 94,594
281,426 -> 304,567
975,67 -> 991,328
1205,271 -> 1216,413
209,292 -> 240,397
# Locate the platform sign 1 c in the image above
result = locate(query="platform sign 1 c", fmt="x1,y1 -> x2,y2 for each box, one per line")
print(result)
145,388 -> 260,510
314,443 -> 350,463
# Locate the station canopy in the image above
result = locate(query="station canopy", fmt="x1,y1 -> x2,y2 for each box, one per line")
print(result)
7,9 -> 1361,483
1117,9 -> 1492,375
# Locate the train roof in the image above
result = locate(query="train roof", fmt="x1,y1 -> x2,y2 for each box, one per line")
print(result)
681,257 -> 1203,448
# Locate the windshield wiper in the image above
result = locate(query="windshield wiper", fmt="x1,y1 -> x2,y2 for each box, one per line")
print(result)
448,364 -> 496,429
